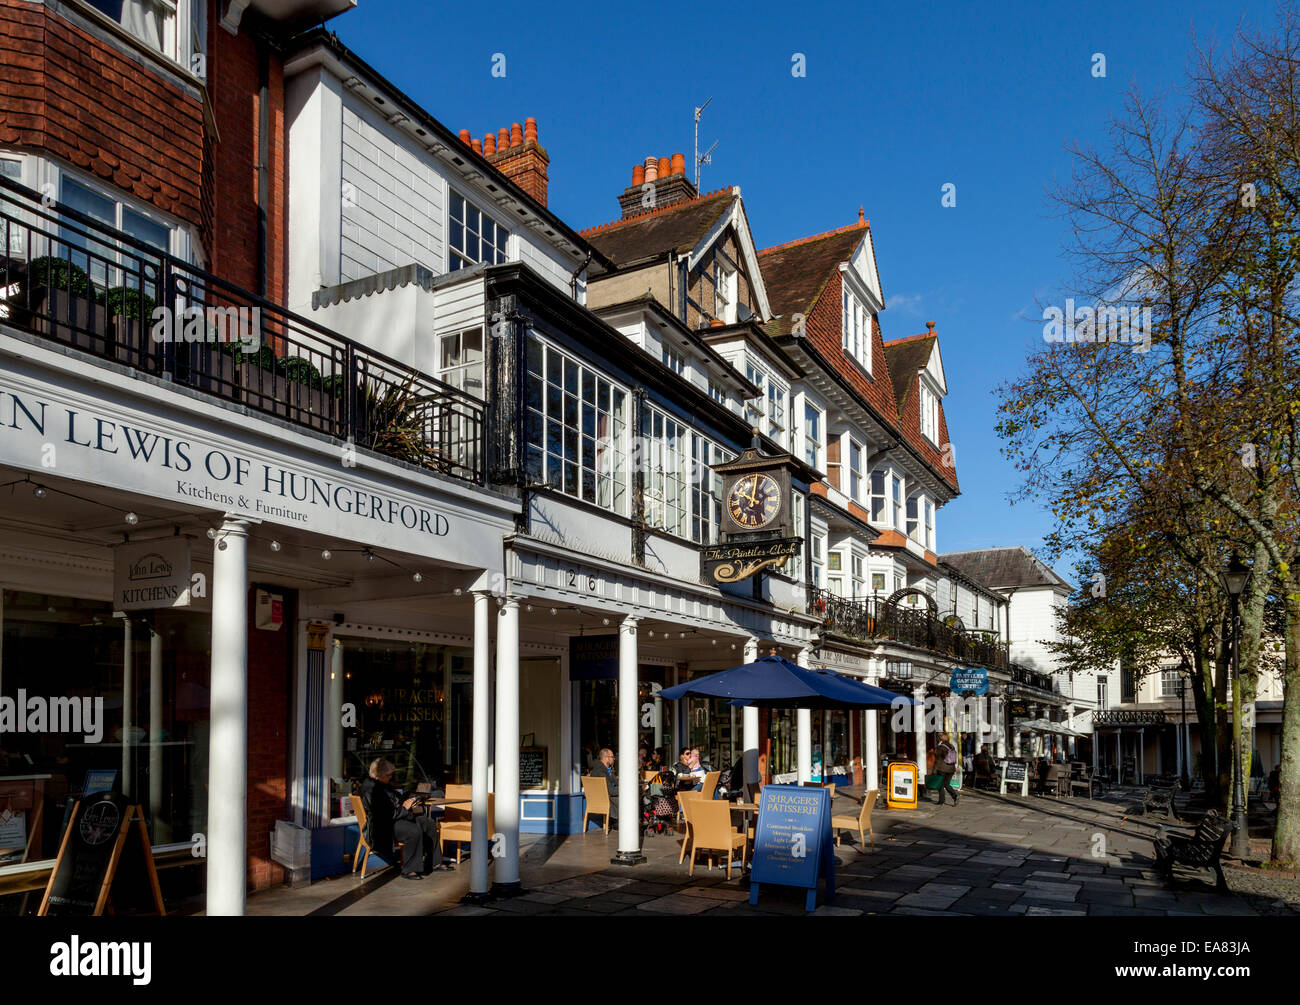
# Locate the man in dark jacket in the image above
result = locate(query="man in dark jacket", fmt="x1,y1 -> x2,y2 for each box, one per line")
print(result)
359,758 -> 440,879
934,733 -> 960,806
590,748 -> 618,828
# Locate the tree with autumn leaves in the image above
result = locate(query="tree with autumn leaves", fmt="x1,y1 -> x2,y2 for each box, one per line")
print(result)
997,7 -> 1300,865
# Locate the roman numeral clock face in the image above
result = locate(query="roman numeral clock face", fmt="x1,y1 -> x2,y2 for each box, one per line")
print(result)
727,472 -> 782,530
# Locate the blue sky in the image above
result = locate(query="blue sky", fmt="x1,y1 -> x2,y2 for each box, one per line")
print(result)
331,0 -> 1275,579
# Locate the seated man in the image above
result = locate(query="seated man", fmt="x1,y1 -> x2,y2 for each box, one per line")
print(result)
359,758 -> 445,879
974,744 -> 997,787
590,747 -> 619,827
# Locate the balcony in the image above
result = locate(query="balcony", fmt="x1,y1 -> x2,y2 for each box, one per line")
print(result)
0,178 -> 483,484
808,586 -> 1056,692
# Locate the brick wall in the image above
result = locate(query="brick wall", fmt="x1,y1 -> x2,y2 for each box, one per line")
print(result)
0,0 -> 286,301
245,584 -> 293,891
0,0 -> 204,222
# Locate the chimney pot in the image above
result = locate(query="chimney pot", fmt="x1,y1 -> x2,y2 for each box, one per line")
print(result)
498,127 -> 509,150
645,159 -> 658,183
510,123 -> 523,148
671,152 -> 686,176
657,156 -> 671,178
524,117 -> 538,143
632,164 -> 645,185
859,206 -> 865,223
458,129 -> 471,146
926,320 -> 936,332
484,134 -> 496,155
470,138 -> 482,155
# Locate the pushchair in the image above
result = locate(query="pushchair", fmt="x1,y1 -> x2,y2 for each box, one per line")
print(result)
641,770 -> 678,835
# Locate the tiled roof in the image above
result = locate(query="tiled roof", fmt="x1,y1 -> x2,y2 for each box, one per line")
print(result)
581,188 -> 734,268
939,547 -> 1072,592
757,221 -> 868,337
883,333 -> 935,413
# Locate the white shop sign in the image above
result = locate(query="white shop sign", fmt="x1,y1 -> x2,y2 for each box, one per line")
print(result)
0,362 -> 512,569
113,538 -> 192,610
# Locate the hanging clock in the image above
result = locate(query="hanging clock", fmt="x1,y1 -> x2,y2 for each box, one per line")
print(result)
726,472 -> 782,530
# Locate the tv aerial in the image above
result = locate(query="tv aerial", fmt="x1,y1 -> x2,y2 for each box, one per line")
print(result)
694,97 -> 718,191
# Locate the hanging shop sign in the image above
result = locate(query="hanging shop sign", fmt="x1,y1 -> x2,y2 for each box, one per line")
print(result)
569,634 -> 619,681
748,784 -> 835,911
112,538 -> 192,610
701,537 -> 802,583
949,667 -> 989,695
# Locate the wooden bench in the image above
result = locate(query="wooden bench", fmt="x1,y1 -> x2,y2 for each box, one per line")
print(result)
1152,810 -> 1233,892
1142,779 -> 1180,819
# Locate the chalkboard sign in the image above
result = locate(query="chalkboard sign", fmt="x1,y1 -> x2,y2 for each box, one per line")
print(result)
748,785 -> 835,911
38,793 -> 164,916
519,747 -> 547,790
1000,760 -> 1030,796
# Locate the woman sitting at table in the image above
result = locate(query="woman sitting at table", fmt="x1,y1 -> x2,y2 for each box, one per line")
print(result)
670,747 -> 703,791
359,758 -> 446,879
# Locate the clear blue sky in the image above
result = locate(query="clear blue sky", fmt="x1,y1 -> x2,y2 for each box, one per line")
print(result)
331,0 -> 1275,576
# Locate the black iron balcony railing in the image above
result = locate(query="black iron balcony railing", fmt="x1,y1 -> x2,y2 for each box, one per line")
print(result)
808,586 -> 1056,692
0,178 -> 484,484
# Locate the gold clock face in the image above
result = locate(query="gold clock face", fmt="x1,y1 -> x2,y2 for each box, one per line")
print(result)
727,472 -> 782,530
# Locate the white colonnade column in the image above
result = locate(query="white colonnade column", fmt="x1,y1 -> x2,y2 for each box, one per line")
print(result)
912,685 -> 927,775
467,590 -> 492,900
492,597 -> 521,892
148,625 -> 168,842
327,639 -> 345,779
613,616 -> 644,865
742,638 -> 759,787
796,647 -> 812,784
207,516 -> 250,916
122,614 -> 133,798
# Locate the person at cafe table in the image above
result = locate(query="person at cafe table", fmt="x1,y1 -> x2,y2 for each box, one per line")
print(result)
359,757 -> 447,880
671,747 -> 704,790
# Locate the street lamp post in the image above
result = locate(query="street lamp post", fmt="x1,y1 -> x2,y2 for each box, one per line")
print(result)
1219,553 -> 1252,861
1175,655 -> 1192,788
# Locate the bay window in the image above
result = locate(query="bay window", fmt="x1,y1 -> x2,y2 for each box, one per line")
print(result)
524,334 -> 628,513
84,0 -> 206,71
925,498 -> 935,550
690,435 -> 733,544
892,474 -> 904,530
849,440 -> 863,502
438,327 -> 484,398
643,407 -> 690,538
804,403 -> 823,470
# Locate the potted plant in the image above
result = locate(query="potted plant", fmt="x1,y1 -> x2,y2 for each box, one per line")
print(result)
104,285 -> 158,371
28,256 -> 107,350
358,375 -> 447,472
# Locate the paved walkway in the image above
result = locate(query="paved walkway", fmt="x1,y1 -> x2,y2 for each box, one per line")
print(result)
243,786 -> 1265,916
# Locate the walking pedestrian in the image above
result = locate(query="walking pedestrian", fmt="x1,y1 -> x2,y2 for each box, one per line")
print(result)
934,732 -> 959,806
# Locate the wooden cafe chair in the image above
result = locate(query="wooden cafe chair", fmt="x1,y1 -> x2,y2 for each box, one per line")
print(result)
831,788 -> 877,851
687,799 -> 747,880
439,792 -> 494,864
581,775 -> 612,834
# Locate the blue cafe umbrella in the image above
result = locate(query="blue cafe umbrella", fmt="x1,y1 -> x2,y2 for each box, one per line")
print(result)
659,655 -> 914,711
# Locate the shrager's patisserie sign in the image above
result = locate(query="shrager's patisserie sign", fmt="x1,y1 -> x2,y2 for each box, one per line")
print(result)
0,368 -> 512,568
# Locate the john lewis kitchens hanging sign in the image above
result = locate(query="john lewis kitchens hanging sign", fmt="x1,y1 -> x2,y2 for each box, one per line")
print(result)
113,538 -> 192,610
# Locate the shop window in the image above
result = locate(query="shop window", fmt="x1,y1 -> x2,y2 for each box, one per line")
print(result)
0,591 -> 211,871
438,327 -> 484,398
525,334 -> 628,513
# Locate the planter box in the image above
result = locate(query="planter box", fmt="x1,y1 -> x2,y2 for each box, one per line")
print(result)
239,362 -> 341,436
110,315 -> 163,374
31,286 -> 108,354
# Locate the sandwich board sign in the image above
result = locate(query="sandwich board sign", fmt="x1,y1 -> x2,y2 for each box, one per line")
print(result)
747,784 -> 835,911
38,791 -> 165,916
886,760 -> 919,809
1001,760 -> 1030,796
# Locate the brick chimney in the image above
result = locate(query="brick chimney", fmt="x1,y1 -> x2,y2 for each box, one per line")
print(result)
617,152 -> 696,219
465,116 -> 549,207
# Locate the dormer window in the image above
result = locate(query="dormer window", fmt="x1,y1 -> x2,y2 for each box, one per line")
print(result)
841,286 -> 871,373
919,380 -> 940,444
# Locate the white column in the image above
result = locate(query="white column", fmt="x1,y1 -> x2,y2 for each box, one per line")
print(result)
122,615 -> 133,798
148,626 -> 168,842
912,685 -> 927,773
1173,720 -> 1181,783
328,639 -> 345,779
207,517 -> 249,917
615,616 -> 643,862
865,708 -> 879,793
743,638 -> 759,786
796,647 -> 812,784
1137,727 -> 1145,783
493,598 -> 520,889
995,697 -> 1007,757
470,591 -> 491,897
1065,704 -> 1076,758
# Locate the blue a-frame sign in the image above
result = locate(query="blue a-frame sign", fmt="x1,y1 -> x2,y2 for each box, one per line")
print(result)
747,784 -> 836,911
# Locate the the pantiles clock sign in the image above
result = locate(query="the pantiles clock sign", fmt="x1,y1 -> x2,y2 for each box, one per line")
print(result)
701,442 -> 804,583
